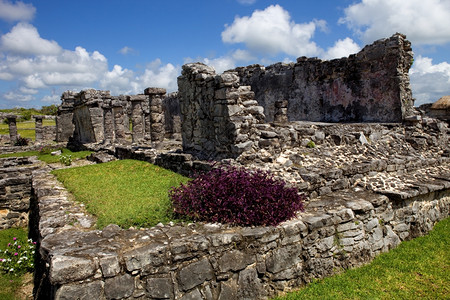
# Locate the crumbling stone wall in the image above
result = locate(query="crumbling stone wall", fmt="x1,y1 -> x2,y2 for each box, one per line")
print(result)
233,33 -> 414,123
33,115 -> 56,142
177,63 -> 265,159
0,157 -> 41,229
56,89 -> 170,146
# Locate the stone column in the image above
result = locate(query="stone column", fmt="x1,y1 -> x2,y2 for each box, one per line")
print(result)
103,108 -> 114,142
274,100 -> 288,123
129,95 -> 146,144
33,115 -> 44,142
144,87 -> 166,146
7,115 -> 18,143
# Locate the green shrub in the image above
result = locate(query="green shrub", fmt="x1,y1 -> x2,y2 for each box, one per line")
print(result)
59,154 -> 72,166
306,140 -> 316,148
13,136 -> 29,146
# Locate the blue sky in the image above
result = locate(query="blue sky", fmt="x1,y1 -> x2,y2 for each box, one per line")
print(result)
0,0 -> 449,109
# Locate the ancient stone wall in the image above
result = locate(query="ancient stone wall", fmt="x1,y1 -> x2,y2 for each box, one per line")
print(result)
30,165 -> 449,300
0,157 -> 41,229
177,63 -> 265,159
233,33 -> 414,123
56,88 -> 179,146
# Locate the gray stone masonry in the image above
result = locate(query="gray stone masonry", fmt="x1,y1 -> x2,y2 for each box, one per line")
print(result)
31,166 -> 449,300
234,33 -> 414,123
57,88 -> 175,147
7,115 -> 18,143
33,115 -> 56,142
0,156 -> 42,229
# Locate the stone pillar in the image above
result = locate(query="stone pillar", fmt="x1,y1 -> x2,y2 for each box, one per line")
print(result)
129,95 -> 146,144
7,115 -> 18,143
274,100 -> 288,123
144,87 -> 166,146
112,106 -> 126,143
103,108 -> 114,142
33,115 -> 44,142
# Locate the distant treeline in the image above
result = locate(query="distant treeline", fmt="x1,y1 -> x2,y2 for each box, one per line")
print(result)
0,105 -> 58,123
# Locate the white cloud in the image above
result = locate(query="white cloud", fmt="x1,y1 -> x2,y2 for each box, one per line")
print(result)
119,46 -> 135,55
409,56 -> 450,105
100,59 -> 180,95
0,0 -> 35,22
322,37 -> 361,60
237,0 -> 256,5
1,22 -> 62,56
340,0 -> 450,45
222,5 -> 324,57
41,94 -> 60,104
3,91 -> 34,102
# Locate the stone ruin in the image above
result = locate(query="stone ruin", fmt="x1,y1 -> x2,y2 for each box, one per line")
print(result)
56,88 -> 181,146
1,33 -> 449,299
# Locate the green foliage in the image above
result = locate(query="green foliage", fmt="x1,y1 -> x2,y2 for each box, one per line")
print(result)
52,160 -> 189,229
273,217 -> 450,300
40,104 -> 58,116
306,140 -> 316,148
59,154 -> 72,166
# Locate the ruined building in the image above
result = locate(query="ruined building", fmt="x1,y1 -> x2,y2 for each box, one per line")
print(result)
57,34 -> 415,159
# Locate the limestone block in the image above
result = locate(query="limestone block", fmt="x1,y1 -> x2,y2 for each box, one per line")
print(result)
55,281 -> 105,300
99,255 -> 120,278
50,255 -> 96,284
146,277 -> 174,299
123,243 -> 167,271
237,267 -> 266,299
218,250 -> 253,272
266,244 -> 302,273
104,274 -> 135,299
178,258 -> 214,291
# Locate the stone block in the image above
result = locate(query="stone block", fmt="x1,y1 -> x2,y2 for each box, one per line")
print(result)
55,281 -> 104,300
50,255 -> 96,284
99,255 -> 120,278
104,274 -> 135,299
218,250 -> 253,272
178,258 -> 214,291
123,243 -> 167,271
266,244 -> 302,273
146,277 -> 174,299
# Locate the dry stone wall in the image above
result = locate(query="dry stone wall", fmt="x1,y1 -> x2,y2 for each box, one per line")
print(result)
233,33 -> 414,123
0,156 -> 41,229
30,165 -> 449,300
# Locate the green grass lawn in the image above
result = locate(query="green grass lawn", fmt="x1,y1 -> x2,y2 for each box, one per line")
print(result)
0,148 -> 92,164
0,227 -> 30,300
274,216 -> 450,300
52,159 -> 190,229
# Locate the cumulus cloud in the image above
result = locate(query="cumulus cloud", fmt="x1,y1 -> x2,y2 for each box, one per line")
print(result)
1,22 -> 62,55
100,59 -> 180,95
409,56 -> 450,105
222,5 -> 324,57
0,0 -> 35,22
322,37 -> 361,60
340,0 -> 450,45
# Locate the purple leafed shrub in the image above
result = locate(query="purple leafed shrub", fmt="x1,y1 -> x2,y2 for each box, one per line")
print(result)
169,165 -> 305,226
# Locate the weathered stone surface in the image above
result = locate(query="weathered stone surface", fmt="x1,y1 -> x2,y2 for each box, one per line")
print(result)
55,281 -> 105,300
266,244 -> 302,273
50,255 -> 96,284
104,274 -> 135,299
178,258 -> 214,291
145,277 -> 174,299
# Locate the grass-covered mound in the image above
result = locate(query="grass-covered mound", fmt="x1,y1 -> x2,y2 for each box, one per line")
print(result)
52,159 -> 189,229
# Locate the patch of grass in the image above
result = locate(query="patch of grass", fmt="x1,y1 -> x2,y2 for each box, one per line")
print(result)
52,160 -> 190,229
0,148 -> 92,164
273,217 -> 450,300
0,228 -> 30,300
